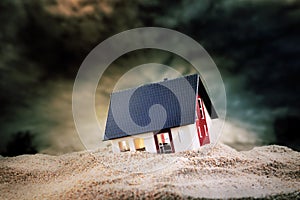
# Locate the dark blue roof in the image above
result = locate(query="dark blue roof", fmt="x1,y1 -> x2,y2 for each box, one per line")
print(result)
103,74 -> 217,140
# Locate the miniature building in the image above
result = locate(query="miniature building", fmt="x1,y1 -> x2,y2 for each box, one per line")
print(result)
103,74 -> 218,153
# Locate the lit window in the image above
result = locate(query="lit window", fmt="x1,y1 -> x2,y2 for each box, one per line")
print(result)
134,138 -> 146,151
118,140 -> 130,152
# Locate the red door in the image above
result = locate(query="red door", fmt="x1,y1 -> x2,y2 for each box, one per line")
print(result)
196,95 -> 210,146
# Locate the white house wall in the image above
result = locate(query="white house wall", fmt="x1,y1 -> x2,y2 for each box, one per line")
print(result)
171,123 -> 200,152
110,132 -> 156,153
190,123 -> 201,150
142,132 -> 157,153
111,140 -> 120,153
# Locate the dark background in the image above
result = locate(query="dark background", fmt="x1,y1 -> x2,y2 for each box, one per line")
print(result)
0,0 -> 299,156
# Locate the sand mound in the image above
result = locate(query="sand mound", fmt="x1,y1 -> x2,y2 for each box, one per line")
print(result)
0,143 -> 299,199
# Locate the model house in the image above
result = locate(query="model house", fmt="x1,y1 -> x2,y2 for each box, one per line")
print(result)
103,74 -> 218,153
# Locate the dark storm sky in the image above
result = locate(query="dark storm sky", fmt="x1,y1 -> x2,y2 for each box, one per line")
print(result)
0,0 -> 299,154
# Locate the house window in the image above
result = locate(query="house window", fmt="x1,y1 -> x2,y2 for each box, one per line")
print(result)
198,98 -> 204,119
134,138 -> 146,151
204,125 -> 208,136
118,140 -> 130,152
197,126 -> 202,138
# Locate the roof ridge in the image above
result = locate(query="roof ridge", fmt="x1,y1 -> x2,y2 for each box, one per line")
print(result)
111,73 -> 198,95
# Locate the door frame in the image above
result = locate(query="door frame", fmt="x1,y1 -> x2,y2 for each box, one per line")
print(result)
153,128 -> 175,153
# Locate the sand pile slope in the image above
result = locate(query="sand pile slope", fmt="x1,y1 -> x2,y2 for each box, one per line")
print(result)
0,143 -> 299,199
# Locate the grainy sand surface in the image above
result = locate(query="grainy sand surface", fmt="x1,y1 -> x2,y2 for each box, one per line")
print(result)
0,143 -> 299,199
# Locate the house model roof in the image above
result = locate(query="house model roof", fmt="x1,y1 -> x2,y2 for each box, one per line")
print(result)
103,74 -> 218,141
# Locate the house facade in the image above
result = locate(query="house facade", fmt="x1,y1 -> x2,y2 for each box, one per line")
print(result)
103,74 -> 218,153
